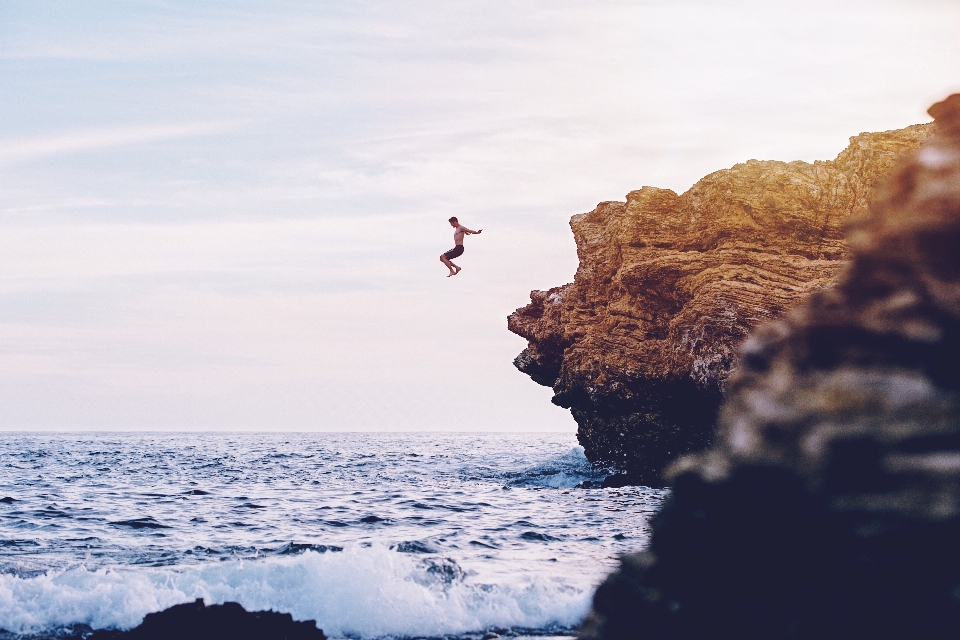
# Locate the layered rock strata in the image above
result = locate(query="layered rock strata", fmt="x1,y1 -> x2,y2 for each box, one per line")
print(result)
580,95 -> 960,639
509,123 -> 932,485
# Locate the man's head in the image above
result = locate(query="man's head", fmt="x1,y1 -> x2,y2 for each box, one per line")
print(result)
448,216 -> 458,227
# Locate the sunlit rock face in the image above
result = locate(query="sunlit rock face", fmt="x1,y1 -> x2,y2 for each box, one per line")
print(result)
579,95 -> 960,640
508,123 -> 932,486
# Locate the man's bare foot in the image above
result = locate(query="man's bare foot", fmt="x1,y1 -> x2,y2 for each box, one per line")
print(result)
447,266 -> 461,277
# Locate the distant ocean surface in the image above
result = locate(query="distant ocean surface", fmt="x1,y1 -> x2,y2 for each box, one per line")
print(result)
0,432 -> 666,639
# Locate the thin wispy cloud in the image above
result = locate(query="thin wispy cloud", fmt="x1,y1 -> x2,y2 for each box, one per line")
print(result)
0,120 -> 252,164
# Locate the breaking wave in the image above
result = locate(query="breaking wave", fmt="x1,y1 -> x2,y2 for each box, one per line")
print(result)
0,545 -> 589,638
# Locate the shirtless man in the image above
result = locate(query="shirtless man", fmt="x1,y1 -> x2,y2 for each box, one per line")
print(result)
440,217 -> 482,277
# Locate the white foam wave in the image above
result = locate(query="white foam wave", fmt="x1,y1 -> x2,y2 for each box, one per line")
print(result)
516,446 -> 605,488
562,446 -> 589,464
0,546 -> 591,637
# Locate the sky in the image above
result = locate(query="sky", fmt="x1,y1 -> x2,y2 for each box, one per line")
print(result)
1,0 -> 959,431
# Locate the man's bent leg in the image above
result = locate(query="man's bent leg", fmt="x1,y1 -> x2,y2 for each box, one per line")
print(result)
441,254 -> 457,276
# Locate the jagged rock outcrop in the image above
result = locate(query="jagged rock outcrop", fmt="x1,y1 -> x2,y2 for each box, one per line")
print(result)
80,599 -> 325,640
509,122 -> 933,485
579,95 -> 960,639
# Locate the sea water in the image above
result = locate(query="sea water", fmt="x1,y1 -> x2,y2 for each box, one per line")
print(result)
0,432 -> 665,638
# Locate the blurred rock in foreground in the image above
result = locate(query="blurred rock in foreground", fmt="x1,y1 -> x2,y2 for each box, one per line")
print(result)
508,123 -> 932,485
580,95 -> 960,639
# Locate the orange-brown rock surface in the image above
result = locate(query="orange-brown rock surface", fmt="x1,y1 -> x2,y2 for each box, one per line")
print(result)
508,123 -> 933,486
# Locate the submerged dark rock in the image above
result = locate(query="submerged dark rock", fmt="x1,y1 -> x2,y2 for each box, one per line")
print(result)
84,599 -> 325,640
393,540 -> 438,554
580,95 -> 960,639
276,542 -> 343,555
599,474 -> 633,489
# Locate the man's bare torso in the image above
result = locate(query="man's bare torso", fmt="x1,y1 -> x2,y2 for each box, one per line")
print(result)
453,225 -> 467,245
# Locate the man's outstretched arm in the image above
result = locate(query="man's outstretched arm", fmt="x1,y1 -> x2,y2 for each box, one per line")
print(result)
462,227 -> 482,234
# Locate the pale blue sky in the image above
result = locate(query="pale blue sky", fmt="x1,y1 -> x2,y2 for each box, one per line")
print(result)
2,0 -> 959,430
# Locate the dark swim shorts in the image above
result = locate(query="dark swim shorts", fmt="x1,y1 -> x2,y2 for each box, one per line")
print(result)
443,245 -> 464,259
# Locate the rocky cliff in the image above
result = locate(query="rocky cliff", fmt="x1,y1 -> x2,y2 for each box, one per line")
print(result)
509,122 -> 933,485
578,94 -> 960,640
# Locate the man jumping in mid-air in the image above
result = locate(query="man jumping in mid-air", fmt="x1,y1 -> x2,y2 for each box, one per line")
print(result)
440,217 -> 482,277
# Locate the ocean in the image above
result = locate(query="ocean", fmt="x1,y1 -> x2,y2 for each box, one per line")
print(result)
0,432 -> 666,639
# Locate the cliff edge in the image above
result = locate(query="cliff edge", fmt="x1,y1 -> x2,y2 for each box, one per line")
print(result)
508,123 -> 933,485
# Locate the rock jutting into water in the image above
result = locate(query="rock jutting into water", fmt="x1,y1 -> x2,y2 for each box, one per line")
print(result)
508,122 -> 933,486
579,94 -> 960,639
81,599 -> 326,640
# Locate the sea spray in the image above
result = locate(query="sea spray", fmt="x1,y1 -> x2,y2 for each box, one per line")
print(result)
0,546 -> 590,637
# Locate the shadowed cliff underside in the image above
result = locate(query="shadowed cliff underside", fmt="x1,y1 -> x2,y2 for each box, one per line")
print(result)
509,122 -> 933,486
